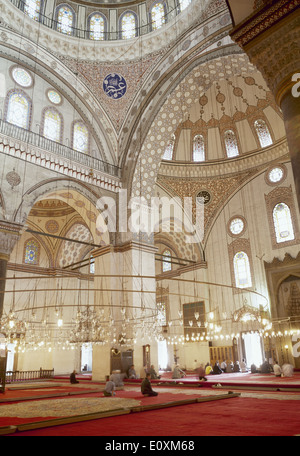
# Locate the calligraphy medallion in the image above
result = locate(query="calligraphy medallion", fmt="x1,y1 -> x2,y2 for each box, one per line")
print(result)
103,73 -> 127,99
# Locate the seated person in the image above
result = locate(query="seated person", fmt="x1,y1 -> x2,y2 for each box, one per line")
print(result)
226,361 -> 234,373
70,370 -> 79,384
251,363 -> 258,373
260,360 -> 272,374
282,363 -> 294,378
197,364 -> 207,381
141,373 -> 158,397
233,361 -> 241,372
127,365 -> 137,379
221,360 -> 227,372
240,359 -> 247,373
205,363 -> 213,375
273,361 -> 282,377
212,361 -> 223,375
149,364 -> 161,379
172,365 -> 186,379
104,377 -> 116,397
110,370 -> 124,388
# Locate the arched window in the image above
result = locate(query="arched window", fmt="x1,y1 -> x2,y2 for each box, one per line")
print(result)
179,0 -> 191,11
56,5 -> 74,35
273,203 -> 295,243
72,121 -> 89,153
233,251 -> 252,289
88,13 -> 106,40
6,91 -> 31,129
163,135 -> 175,160
24,239 -> 39,265
193,134 -> 205,162
162,249 -> 172,272
24,0 -> 41,20
150,2 -> 166,30
42,108 -> 62,142
224,130 -> 239,158
254,119 -> 273,148
120,12 -> 137,40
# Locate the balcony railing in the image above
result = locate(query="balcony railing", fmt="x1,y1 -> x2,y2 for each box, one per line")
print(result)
0,119 -> 121,179
9,0 -> 186,41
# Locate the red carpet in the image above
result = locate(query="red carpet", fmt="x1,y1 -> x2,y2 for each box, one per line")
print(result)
8,396 -> 300,437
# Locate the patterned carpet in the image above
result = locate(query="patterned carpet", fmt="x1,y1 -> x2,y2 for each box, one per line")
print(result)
0,396 -> 140,418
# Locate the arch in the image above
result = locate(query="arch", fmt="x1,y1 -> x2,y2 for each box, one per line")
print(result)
13,178 -> 111,246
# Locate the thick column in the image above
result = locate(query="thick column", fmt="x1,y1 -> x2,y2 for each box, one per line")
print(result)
0,222 -> 23,318
228,1 -> 300,211
92,240 -> 158,381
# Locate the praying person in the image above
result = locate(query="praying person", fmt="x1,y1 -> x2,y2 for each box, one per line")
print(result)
172,365 -> 186,379
104,378 -> 116,397
149,364 -> 161,379
141,373 -> 158,397
70,370 -> 79,384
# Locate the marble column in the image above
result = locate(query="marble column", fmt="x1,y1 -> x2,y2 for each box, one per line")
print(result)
0,221 -> 23,318
228,1 -> 300,211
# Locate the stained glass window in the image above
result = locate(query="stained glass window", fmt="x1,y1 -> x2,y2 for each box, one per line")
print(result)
157,302 -> 167,326
24,239 -> 39,265
162,249 -> 172,272
121,12 -> 137,39
24,0 -> 41,21
89,13 -> 105,40
234,251 -> 252,289
224,130 -> 239,158
151,2 -> 166,30
179,0 -> 191,11
229,218 -> 244,236
47,90 -> 62,105
193,134 -> 205,162
6,91 -> 30,129
73,121 -> 89,153
268,167 -> 284,184
57,5 -> 74,35
273,203 -> 295,243
254,119 -> 273,148
11,67 -> 32,87
43,109 -> 62,142
163,135 -> 175,160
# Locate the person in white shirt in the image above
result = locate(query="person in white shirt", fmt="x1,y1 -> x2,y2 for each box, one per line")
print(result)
273,361 -> 282,377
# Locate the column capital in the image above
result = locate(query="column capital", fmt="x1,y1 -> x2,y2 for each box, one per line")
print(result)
0,221 -> 24,260
229,0 -> 300,105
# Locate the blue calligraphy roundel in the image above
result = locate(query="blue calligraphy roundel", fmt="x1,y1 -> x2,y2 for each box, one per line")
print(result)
103,73 -> 127,99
